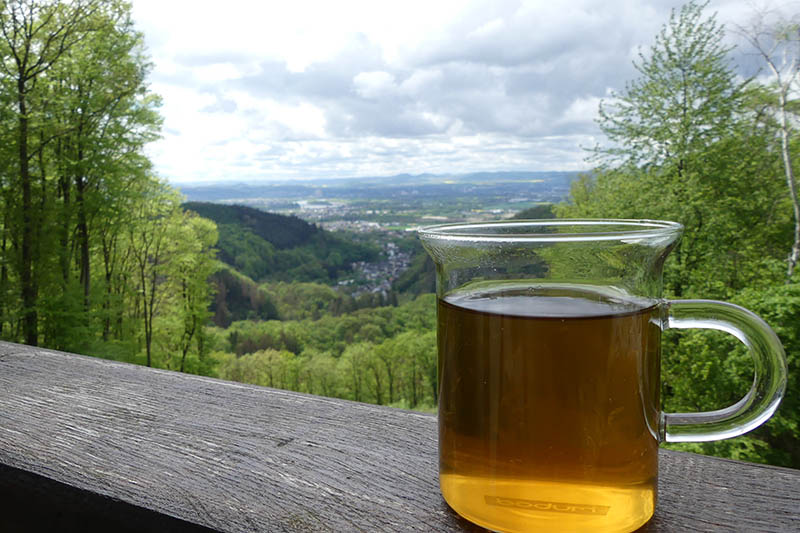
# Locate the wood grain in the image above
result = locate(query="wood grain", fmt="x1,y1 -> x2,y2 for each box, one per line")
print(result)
0,341 -> 798,532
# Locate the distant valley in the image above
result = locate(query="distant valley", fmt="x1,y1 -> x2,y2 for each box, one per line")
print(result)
179,172 -> 579,325
176,171 -> 579,229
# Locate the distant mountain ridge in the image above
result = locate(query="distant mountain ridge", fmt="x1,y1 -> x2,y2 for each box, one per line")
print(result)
176,171 -> 580,203
176,170 -> 576,187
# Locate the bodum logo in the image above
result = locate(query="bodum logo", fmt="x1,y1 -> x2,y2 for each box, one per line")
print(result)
484,495 -> 610,516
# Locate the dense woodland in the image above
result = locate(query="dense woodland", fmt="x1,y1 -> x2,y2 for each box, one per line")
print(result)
184,202 -> 379,286
0,0 -> 219,373
0,0 -> 798,469
558,2 -> 800,467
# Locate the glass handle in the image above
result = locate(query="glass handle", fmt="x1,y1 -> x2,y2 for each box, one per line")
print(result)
661,299 -> 787,443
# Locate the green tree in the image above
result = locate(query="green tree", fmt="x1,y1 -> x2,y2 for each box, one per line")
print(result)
54,1 -> 159,314
558,0 -> 799,467
375,337 -> 402,405
393,330 -> 436,408
94,166 -> 154,345
594,0 -> 744,174
44,2 -> 160,351
0,1 -> 222,381
512,203 -> 555,219
304,349 -> 339,397
734,284 -> 800,466
0,0 -> 105,345
212,294 -> 439,409
0,0 -> 164,354
560,0 -> 789,299
127,183 -> 182,367
365,348 -> 386,405
338,342 -> 372,402
155,211 -> 218,372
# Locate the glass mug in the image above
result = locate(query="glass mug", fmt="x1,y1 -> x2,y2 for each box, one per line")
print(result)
419,220 -> 787,533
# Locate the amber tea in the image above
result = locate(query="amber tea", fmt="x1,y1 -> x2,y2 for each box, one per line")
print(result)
438,285 -> 661,533
421,219 -> 786,533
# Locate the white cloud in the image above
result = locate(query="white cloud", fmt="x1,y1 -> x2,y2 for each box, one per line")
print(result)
352,71 -> 398,99
192,63 -> 244,83
399,69 -> 443,96
129,0 -> 773,183
469,17 -> 505,39
560,96 -> 604,130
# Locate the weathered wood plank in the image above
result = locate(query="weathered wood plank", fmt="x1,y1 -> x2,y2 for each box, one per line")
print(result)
0,462 -> 217,532
0,341 -> 798,532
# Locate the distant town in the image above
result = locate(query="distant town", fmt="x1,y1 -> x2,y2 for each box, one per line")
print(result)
177,171 -> 578,296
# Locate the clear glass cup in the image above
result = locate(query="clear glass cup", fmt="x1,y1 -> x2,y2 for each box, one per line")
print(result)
419,219 -> 786,533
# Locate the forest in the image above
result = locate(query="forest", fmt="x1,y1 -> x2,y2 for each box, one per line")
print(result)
184,202 -> 379,285
0,0 -> 797,469
556,2 -> 800,467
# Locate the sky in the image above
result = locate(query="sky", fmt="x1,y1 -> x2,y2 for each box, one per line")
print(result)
128,0 -> 770,184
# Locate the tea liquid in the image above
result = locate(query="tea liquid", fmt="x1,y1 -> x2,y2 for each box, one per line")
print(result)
438,285 -> 661,533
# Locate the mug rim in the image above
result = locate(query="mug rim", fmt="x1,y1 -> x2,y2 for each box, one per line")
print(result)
417,218 -> 684,242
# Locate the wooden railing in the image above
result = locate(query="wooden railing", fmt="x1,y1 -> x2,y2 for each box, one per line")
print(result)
1,341 -> 798,532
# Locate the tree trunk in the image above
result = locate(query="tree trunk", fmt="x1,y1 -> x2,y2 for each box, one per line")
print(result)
0,223 -> 7,337
101,232 -> 113,341
145,266 -> 157,368
371,364 -> 383,405
76,173 -> 90,310
57,144 -> 71,286
179,314 -> 196,374
778,90 -> 800,279
179,277 -> 196,373
19,87 -> 37,346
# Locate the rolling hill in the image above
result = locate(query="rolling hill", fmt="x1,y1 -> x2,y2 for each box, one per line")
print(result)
183,202 -> 379,284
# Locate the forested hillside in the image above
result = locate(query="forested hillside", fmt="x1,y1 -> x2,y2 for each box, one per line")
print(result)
211,293 -> 438,409
391,240 -> 435,296
185,202 -> 379,283
184,202 -> 319,249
